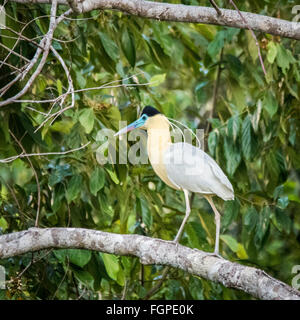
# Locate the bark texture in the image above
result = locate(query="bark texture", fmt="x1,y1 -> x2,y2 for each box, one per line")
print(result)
11,0 -> 300,40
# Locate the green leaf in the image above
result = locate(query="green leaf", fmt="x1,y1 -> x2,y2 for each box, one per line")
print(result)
267,42 -> 277,64
220,234 -> 238,252
101,253 -> 120,281
105,168 -> 119,184
68,249 -> 92,268
207,30 -> 225,58
273,185 -> 284,199
139,197 -> 153,229
221,199 -> 240,232
73,269 -> 94,289
276,44 -> 296,74
89,167 -> 105,196
0,217 -> 8,231
244,206 -> 258,234
121,256 -> 132,277
51,120 -> 74,134
188,277 -> 204,300
53,249 -> 68,263
48,164 -> 72,187
251,100 -> 262,133
277,196 -> 289,210
99,32 -> 119,62
224,136 -> 241,176
242,115 -> 256,161
263,91 -> 278,118
208,131 -> 218,157
226,54 -> 243,77
271,208 -> 291,234
254,207 -> 271,248
121,28 -> 136,67
208,118 -> 221,129
152,23 -> 175,58
79,108 -> 95,134
149,74 -> 166,87
236,243 -> 248,259
76,70 -> 86,88
66,175 -> 82,203
186,221 -> 207,249
227,116 -> 241,142
148,39 -> 170,68
12,159 -> 33,187
56,79 -> 63,96
195,81 -> 208,104
265,151 -> 280,185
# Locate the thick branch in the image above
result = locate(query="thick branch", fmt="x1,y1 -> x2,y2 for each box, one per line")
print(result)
1,227 -> 299,300
10,0 -> 300,40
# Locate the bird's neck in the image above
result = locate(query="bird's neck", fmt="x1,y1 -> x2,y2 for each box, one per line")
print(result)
146,115 -> 178,189
147,115 -> 171,162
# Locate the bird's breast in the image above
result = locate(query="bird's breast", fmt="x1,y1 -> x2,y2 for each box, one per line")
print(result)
147,130 -> 180,190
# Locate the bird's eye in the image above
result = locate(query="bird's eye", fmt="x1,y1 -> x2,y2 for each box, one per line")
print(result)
142,115 -> 147,121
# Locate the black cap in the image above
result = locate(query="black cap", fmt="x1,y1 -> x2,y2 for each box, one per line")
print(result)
141,105 -> 161,117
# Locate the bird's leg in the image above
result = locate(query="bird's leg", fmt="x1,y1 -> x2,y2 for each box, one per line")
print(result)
205,195 -> 222,257
174,189 -> 191,243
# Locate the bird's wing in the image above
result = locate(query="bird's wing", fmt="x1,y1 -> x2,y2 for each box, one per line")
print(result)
163,143 -> 234,200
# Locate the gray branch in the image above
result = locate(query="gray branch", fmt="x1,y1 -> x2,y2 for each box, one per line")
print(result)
1,227 -> 299,300
10,0 -> 300,40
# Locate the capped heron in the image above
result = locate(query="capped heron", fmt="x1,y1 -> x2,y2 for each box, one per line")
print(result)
115,106 -> 234,256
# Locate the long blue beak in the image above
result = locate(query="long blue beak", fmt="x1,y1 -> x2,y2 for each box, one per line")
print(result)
114,116 -> 145,136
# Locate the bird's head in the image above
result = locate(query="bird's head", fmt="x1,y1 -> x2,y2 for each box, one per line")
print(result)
114,106 -> 162,136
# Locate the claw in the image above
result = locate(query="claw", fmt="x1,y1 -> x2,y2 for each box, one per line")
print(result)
171,239 -> 180,250
206,251 -> 224,259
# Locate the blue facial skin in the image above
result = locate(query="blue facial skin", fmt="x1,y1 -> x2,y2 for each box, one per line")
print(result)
132,114 -> 148,129
115,114 -> 148,136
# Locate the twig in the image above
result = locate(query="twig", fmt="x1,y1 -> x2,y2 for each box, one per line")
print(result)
228,0 -> 267,77
15,72 -> 146,104
52,257 -> 69,299
9,130 -> 41,227
143,266 -> 170,300
16,249 -> 53,279
209,0 -> 222,15
0,42 -> 31,63
0,142 -> 90,164
121,279 -> 128,300
206,48 -> 223,134
47,45 -> 75,122
0,60 -> 24,72
0,1 -> 65,107
0,24 -> 44,50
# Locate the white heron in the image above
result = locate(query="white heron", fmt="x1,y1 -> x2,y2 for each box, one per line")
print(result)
115,106 -> 234,256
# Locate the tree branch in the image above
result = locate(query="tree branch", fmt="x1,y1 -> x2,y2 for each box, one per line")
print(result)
9,130 -> 41,227
10,0 -> 300,40
0,141 -> 90,164
0,0 -> 58,107
1,227 -> 299,300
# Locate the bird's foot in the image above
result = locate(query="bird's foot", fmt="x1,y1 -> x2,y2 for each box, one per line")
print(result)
171,239 -> 180,250
206,251 -> 224,259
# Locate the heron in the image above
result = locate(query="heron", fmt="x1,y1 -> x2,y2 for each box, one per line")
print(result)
114,106 -> 234,256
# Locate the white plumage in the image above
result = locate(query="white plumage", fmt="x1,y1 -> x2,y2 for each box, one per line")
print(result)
164,143 -> 234,201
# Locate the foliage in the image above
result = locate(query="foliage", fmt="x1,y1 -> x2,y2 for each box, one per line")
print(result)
0,0 -> 300,300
